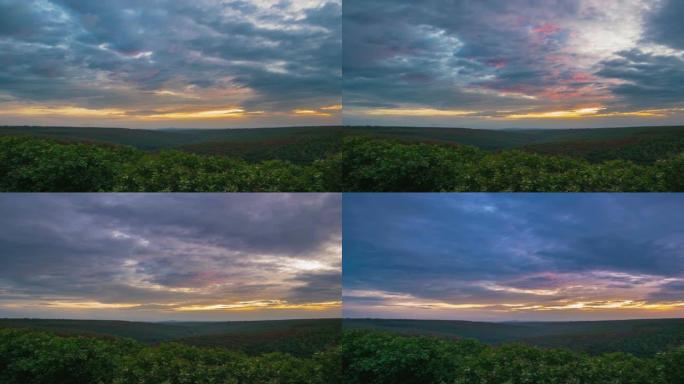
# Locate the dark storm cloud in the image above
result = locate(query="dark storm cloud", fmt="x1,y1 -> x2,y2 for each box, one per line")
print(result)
0,194 -> 341,319
645,0 -> 684,50
343,194 -> 684,313
0,0 -> 340,116
597,49 -> 684,108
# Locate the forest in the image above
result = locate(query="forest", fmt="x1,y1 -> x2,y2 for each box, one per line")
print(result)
2,125 -> 684,192
0,136 -> 342,192
342,329 -> 684,384
342,136 -> 684,192
345,318 -> 684,358
0,319 -> 341,384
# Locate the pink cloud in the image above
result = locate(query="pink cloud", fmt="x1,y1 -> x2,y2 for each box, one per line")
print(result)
532,22 -> 561,36
487,59 -> 507,69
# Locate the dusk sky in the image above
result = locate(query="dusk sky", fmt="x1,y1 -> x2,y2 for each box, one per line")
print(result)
0,194 -> 341,321
0,0 -> 341,128
343,194 -> 684,321
343,0 -> 684,129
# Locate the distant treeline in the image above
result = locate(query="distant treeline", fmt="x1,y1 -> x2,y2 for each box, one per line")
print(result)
0,328 -> 341,384
342,330 -> 684,384
344,318 -> 684,358
3,135 -> 684,191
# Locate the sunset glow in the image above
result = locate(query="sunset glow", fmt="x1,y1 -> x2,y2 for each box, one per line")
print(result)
362,108 -> 478,117
0,0 -> 341,128
343,194 -> 684,321
0,194 -> 341,321
343,0 -> 684,128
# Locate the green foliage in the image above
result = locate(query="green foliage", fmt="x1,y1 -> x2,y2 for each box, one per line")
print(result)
0,136 -> 341,192
342,137 -> 483,192
0,328 -> 139,384
181,320 -> 341,358
0,125 -> 343,156
0,318 -> 341,357
522,132 -> 684,164
345,318 -> 684,358
341,137 -> 679,191
343,330 -> 684,384
656,152 -> 684,191
3,132 -> 684,191
0,328 -> 340,384
657,346 -> 684,383
347,125 -> 684,162
0,136 -> 138,191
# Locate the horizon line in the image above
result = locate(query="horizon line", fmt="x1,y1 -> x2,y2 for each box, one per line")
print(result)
3,124 -> 683,131
0,316 -> 343,323
343,317 -> 684,323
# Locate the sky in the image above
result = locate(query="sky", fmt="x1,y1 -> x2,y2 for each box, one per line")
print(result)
343,0 -> 684,129
0,0 -> 341,128
343,194 -> 684,321
0,193 -> 341,321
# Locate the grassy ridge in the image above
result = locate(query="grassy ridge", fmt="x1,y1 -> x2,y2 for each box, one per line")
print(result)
344,318 -> 684,357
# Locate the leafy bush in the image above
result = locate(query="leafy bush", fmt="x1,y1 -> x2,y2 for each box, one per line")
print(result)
342,330 -> 684,384
341,137 -> 679,192
0,136 -> 138,191
0,328 -> 340,384
2,135 -> 683,191
0,136 -> 341,192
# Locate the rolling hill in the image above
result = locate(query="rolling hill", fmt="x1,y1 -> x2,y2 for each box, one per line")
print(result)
348,125 -> 684,163
0,318 -> 341,357
0,125 -> 343,164
4,124 -> 683,164
344,318 -> 684,357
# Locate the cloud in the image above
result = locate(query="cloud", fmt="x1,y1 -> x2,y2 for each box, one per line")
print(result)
644,0 -> 684,50
0,0 -> 340,128
343,194 -> 684,320
648,281 -> 684,302
343,0 -> 683,128
597,49 -> 684,108
0,193 -> 341,320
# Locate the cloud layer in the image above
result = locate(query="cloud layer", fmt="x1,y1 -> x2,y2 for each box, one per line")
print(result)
0,0 -> 341,128
343,0 -> 684,128
0,193 -> 341,320
343,194 -> 684,321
